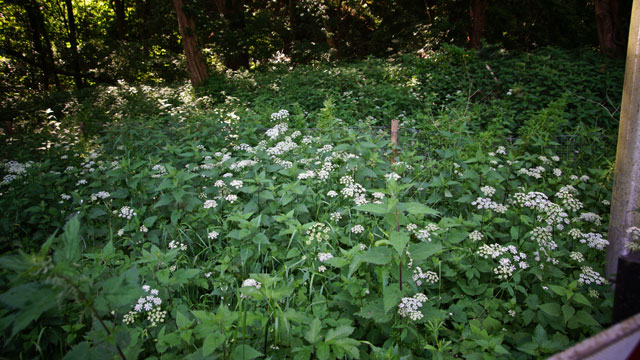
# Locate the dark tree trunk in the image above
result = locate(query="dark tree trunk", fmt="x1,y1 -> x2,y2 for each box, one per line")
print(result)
114,0 -> 126,40
596,0 -> 626,57
63,0 -> 83,88
469,0 -> 486,49
322,1 -> 340,58
213,0 -> 249,70
24,0 -> 59,89
287,0 -> 297,55
173,0 -> 209,86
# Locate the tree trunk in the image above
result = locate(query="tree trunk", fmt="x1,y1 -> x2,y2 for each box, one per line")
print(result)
173,0 -> 208,86
114,0 -> 126,40
213,0 -> 249,70
596,0 -> 626,57
469,0 -> 486,49
64,0 -> 83,88
24,0 -> 59,89
605,0 -> 640,279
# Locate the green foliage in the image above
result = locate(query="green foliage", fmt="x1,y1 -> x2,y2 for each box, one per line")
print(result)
0,47 -> 622,359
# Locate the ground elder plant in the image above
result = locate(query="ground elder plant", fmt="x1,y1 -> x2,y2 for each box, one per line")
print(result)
0,100 -> 615,359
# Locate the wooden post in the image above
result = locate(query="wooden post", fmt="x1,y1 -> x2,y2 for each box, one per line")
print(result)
390,119 -> 399,164
606,0 -> 640,279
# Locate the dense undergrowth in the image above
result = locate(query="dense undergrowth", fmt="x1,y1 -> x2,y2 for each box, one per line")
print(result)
0,46 -> 625,359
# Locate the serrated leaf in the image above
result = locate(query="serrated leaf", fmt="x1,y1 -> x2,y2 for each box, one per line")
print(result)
355,203 -> 387,215
572,293 -> 592,307
383,284 -> 402,314
539,303 -> 561,317
402,202 -> 439,216
316,343 -> 331,360
575,310 -> 600,327
203,332 -> 225,356
562,304 -> 575,324
231,344 -> 262,360
408,241 -> 442,262
304,318 -> 322,344
389,231 -> 410,256
325,325 -> 355,343
176,311 -> 193,328
548,284 -> 567,297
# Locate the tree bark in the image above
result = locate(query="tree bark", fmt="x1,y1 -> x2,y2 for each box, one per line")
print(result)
63,0 -> 83,88
24,0 -> 59,89
114,0 -> 126,40
173,0 -> 209,86
213,0 -> 249,70
469,0 -> 486,49
596,0 -> 626,57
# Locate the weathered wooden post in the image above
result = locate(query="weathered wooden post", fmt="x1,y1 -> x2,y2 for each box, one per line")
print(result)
605,0 -> 640,280
390,119 -> 399,164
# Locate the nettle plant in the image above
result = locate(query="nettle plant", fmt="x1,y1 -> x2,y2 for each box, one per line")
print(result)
0,109 -> 612,359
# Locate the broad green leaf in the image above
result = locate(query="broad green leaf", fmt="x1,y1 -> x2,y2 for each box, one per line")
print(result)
539,303 -> 561,317
562,304 -> 575,324
88,207 -> 107,219
176,311 -> 193,328
572,293 -> 592,307
231,344 -> 262,360
325,325 -> 355,343
203,332 -> 225,356
575,310 -> 600,327
389,231 -> 410,256
408,241 -> 442,262
358,247 -> 393,265
402,202 -> 439,216
548,284 -> 567,297
304,318 -> 322,345
316,343 -> 331,360
355,203 -> 387,215
383,284 -> 402,314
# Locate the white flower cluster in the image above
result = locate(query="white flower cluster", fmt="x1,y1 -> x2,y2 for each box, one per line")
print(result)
553,168 -> 562,177
60,194 -> 71,200
327,190 -> 338,198
537,203 -> 570,230
529,226 -> 557,250
230,180 -> 243,189
518,166 -> 545,179
306,222 -> 330,244
266,138 -> 298,156
225,194 -> 238,203
242,278 -> 261,289
298,170 -> 315,180
208,231 -> 219,240
579,232 -> 609,251
265,123 -> 288,139
330,211 -> 342,222
578,266 -> 606,285
412,267 -> 439,286
169,240 -> 187,251
469,230 -> 483,242
496,146 -> 506,155
493,246 -> 528,280
398,293 -> 428,321
340,177 -> 368,206
351,225 -> 364,234
570,251 -> 585,262
117,206 -> 137,219
385,172 -> 401,182
139,225 -> 148,233
270,109 -> 289,122
91,191 -> 110,201
533,248 -> 559,267
471,197 -> 508,214
229,159 -> 258,171
477,244 -> 506,259
574,212 -> 602,226
568,228 -> 583,240
538,156 -> 552,165
626,227 -> 640,252
556,185 -> 583,212
134,286 -> 162,312
318,252 -> 333,262
147,307 -> 167,327
480,185 -> 496,198
203,199 -> 218,209
151,164 -> 168,178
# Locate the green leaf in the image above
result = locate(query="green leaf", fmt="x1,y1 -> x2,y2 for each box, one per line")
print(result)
446,228 -> 467,244
304,318 -> 322,345
176,311 -> 193,328
203,332 -> 225,356
88,207 -> 107,219
60,216 -> 81,263
325,325 -> 355,343
510,226 -> 519,241
355,300 -> 392,323
408,241 -> 442,262
154,194 -> 174,208
316,343 -> 331,360
231,344 -> 263,360
402,202 -> 439,216
562,304 -> 575,324
388,231 -> 410,256
383,284 -> 402,314
110,188 -> 129,199
548,285 -> 567,297
355,203 -> 387,215
575,310 -> 600,327
539,303 -> 561,317
572,293 -> 592,307
358,247 -> 393,265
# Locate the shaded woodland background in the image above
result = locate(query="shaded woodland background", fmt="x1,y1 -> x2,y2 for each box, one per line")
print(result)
0,0 -> 633,93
